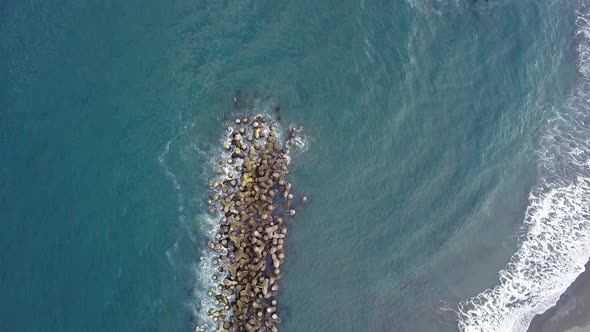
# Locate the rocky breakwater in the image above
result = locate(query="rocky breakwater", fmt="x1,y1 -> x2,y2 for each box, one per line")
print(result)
197,114 -> 305,332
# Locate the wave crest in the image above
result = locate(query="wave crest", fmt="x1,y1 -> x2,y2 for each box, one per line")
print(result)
457,6 -> 590,332
458,179 -> 590,332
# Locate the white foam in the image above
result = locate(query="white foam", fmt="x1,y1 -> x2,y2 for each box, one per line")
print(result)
195,244 -> 229,330
287,125 -> 309,154
457,8 -> 590,332
159,125 -> 204,247
158,133 -> 184,208
576,10 -> 590,79
457,179 -> 590,332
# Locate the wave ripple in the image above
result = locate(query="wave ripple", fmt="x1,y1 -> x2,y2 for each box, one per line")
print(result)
457,7 -> 590,332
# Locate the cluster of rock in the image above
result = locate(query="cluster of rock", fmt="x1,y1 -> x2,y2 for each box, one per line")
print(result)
197,114 -> 304,332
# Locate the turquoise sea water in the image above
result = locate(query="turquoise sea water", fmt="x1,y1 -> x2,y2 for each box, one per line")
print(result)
1,1 -> 589,331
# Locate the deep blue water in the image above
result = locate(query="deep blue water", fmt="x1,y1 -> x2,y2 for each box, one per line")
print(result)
1,1 -> 589,332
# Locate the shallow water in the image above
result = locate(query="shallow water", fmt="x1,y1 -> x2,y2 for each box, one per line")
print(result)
1,1 -> 588,331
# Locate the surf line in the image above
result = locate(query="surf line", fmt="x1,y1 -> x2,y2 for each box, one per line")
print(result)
196,111 -> 307,332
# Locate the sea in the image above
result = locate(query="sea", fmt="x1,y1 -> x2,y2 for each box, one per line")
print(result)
1,1 -> 590,331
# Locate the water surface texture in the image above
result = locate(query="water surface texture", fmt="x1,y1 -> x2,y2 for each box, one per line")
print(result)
1,1 -> 588,332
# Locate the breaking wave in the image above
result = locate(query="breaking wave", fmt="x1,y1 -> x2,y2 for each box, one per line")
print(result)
457,8 -> 590,332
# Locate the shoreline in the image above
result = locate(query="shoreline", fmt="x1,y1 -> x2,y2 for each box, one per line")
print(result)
527,260 -> 590,332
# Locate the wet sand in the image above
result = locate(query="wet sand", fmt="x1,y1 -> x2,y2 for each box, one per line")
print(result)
527,261 -> 590,332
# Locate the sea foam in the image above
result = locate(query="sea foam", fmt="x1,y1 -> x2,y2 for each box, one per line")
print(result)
457,8 -> 590,332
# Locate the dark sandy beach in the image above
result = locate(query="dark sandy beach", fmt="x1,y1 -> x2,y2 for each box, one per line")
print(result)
528,261 -> 590,332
